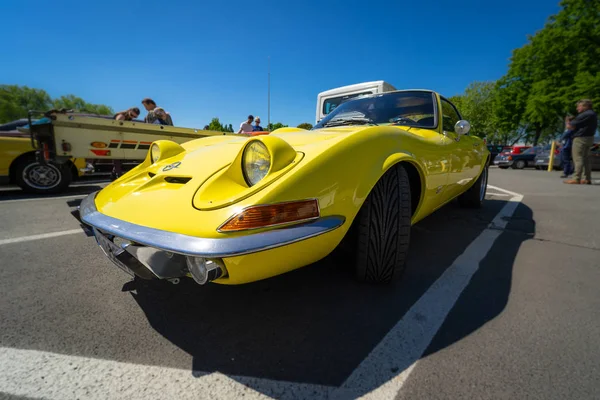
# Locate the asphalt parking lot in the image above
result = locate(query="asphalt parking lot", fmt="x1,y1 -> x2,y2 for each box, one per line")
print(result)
1,168 -> 599,400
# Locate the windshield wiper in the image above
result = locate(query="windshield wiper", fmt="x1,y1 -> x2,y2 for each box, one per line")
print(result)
323,117 -> 378,127
390,116 -> 416,125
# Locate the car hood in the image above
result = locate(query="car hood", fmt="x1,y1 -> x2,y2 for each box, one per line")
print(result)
94,126 -> 376,233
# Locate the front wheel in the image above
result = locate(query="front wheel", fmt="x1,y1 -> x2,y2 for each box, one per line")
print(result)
458,165 -> 488,208
14,156 -> 72,194
353,164 -> 412,284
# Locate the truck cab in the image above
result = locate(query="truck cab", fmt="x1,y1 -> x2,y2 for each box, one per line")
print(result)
315,80 -> 397,123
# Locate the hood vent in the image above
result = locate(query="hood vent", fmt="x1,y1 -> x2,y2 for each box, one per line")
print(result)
165,176 -> 192,184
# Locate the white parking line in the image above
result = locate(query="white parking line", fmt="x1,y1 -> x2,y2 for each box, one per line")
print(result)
338,189 -> 524,399
0,185 -> 525,400
487,184 -> 523,197
0,229 -> 84,246
0,347 -> 335,400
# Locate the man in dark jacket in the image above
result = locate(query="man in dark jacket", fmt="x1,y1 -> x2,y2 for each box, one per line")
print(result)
560,116 -> 575,178
564,99 -> 598,184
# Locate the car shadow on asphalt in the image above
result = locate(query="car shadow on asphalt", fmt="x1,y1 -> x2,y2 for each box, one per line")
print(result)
129,198 -> 535,397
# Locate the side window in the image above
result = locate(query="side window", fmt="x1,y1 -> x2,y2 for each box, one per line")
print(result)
440,98 -> 461,133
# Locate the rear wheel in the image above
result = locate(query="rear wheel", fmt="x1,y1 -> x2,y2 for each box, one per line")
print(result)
512,160 -> 526,169
353,164 -> 412,284
458,165 -> 488,208
14,155 -> 72,194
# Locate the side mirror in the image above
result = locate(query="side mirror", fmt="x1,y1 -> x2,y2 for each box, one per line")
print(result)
455,120 -> 471,135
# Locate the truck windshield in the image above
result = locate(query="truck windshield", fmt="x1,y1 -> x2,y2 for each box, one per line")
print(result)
314,91 -> 437,130
323,91 -> 374,115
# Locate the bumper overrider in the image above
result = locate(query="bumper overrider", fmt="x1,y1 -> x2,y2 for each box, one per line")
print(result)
79,191 -> 345,285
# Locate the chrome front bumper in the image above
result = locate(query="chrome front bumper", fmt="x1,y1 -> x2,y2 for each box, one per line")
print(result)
79,191 -> 345,281
493,159 -> 513,166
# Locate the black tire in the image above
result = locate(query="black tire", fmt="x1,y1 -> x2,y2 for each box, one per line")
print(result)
14,155 -> 72,194
512,159 -> 526,169
354,164 -> 411,284
458,165 -> 488,208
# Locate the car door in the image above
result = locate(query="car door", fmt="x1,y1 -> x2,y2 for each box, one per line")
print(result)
438,97 -> 481,202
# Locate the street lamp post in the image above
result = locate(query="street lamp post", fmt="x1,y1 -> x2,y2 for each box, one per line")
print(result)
268,56 -> 271,131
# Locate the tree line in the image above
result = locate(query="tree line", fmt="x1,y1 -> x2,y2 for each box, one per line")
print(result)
206,117 -> 313,132
0,85 -> 315,131
0,85 -> 114,123
449,0 -> 598,146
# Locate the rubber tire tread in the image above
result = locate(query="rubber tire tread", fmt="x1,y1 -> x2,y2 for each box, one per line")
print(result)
355,164 -> 411,284
458,166 -> 487,208
14,155 -> 72,194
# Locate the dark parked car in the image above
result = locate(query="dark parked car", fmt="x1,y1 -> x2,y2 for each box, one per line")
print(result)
535,143 -> 600,171
495,145 -> 552,169
487,144 -> 509,160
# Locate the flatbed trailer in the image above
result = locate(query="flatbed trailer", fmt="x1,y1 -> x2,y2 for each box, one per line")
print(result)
23,110 -> 238,163
9,110 -> 243,194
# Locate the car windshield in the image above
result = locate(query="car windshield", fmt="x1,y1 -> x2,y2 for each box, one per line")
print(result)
313,91 -> 437,130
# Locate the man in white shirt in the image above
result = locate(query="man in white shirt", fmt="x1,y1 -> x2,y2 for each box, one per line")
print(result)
238,115 -> 254,134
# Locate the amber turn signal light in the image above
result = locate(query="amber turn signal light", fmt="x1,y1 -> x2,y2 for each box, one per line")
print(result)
218,199 -> 320,232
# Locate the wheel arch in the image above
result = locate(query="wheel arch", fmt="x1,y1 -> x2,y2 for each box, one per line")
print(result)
364,153 -> 426,219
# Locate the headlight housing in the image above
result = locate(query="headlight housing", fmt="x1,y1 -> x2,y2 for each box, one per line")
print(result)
151,143 -> 161,163
242,141 -> 271,186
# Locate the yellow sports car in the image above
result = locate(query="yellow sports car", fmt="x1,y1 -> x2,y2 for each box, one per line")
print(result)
79,89 -> 490,288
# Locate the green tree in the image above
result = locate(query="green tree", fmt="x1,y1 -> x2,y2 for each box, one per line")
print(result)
0,85 -> 52,123
268,122 -> 288,131
0,85 -> 114,123
449,81 -> 497,139
494,0 -> 600,145
208,117 -> 226,131
52,95 -> 113,115
297,122 -> 313,130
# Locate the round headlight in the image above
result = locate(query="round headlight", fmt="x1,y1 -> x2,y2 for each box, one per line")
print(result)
242,141 -> 271,186
150,143 -> 161,163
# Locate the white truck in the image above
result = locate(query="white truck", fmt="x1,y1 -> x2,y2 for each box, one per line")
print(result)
315,80 -> 397,123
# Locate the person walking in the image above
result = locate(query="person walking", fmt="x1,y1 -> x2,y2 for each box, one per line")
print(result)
564,99 -> 597,184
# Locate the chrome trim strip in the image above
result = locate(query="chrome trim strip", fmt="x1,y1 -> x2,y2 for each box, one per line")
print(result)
80,191 -> 345,258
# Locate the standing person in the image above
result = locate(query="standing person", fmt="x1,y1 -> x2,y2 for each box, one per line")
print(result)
253,116 -> 264,131
113,107 -> 140,121
559,115 -> 575,178
152,107 -> 174,126
141,98 -> 174,125
238,115 -> 254,134
564,99 -> 598,184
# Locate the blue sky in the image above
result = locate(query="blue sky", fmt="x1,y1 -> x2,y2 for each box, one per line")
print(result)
1,0 -> 560,129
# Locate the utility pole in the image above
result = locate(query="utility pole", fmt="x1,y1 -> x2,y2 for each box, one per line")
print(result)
267,56 -> 271,132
